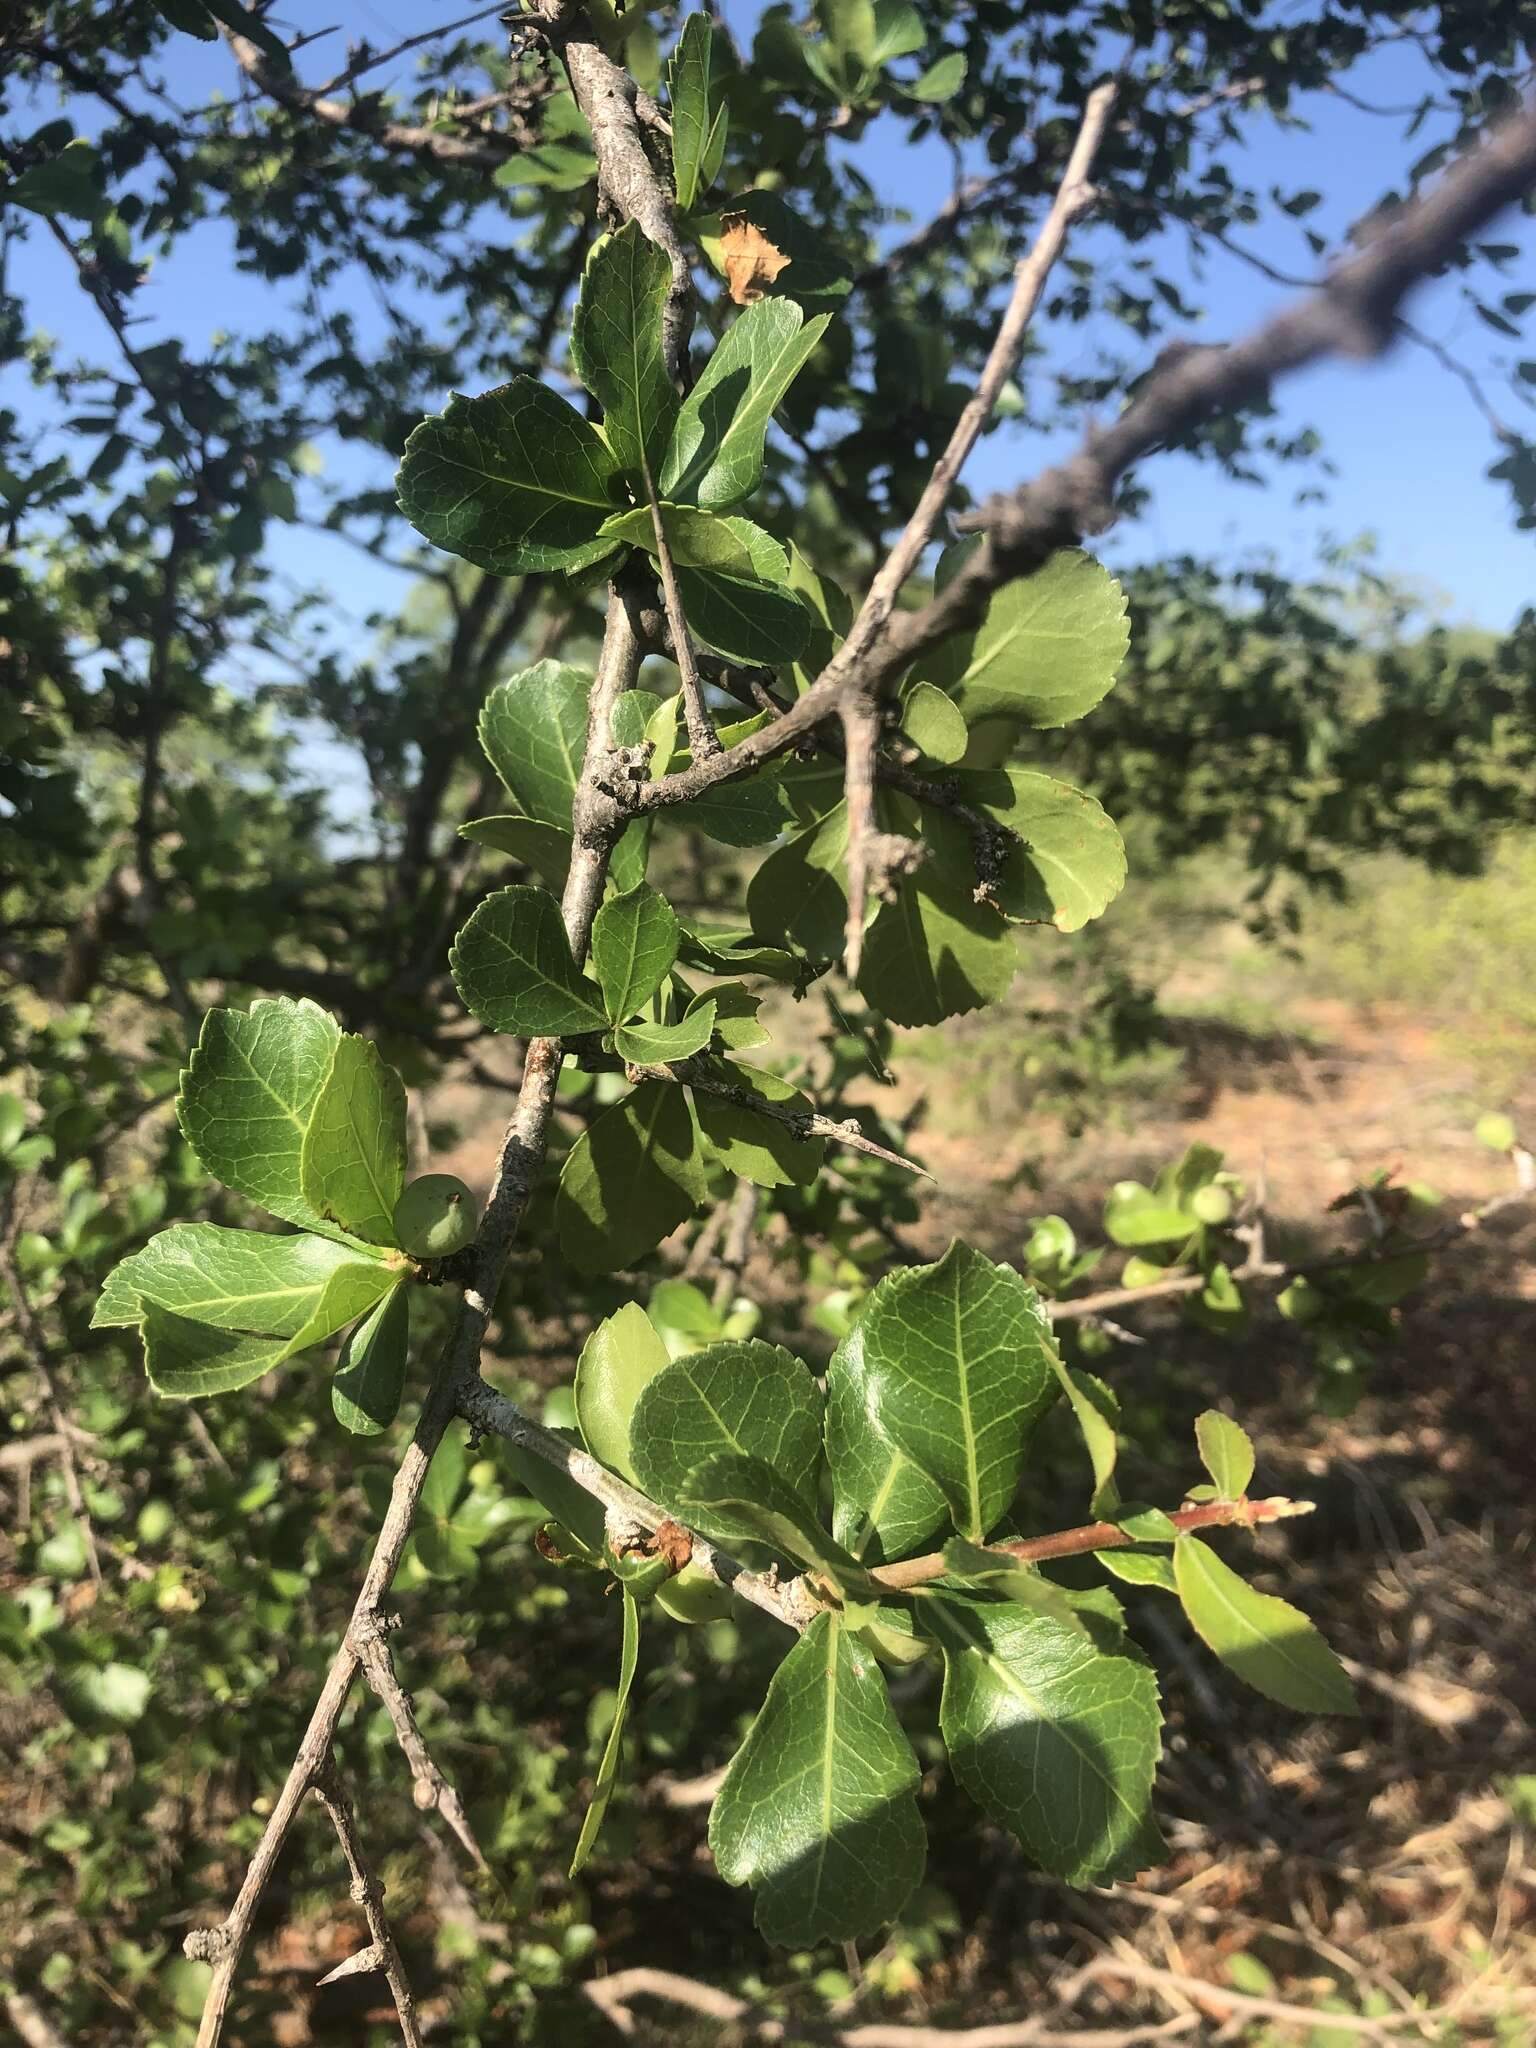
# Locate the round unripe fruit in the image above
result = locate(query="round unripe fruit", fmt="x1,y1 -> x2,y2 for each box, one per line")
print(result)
1191,1185 -> 1234,1226
393,1174 -> 479,1259
468,1460 -> 497,1492
1476,1110 -> 1517,1153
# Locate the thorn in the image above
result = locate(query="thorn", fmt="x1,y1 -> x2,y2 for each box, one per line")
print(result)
317,1943 -> 386,1986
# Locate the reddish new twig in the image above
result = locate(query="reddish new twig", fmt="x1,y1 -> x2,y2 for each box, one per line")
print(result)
869,1496 -> 1312,1593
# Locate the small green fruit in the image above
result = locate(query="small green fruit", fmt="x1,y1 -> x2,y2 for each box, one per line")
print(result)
1476,1111 -> 1517,1153
468,1459 -> 497,1491
393,1173 -> 478,1259
1191,1185 -> 1234,1226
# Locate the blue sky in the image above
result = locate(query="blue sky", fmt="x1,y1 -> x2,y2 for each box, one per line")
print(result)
15,3 -> 1536,631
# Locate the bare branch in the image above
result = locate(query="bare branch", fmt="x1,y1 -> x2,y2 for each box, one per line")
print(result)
582,1965 -> 1202,2045
311,1767 -> 425,2048
837,82 -> 1116,961
711,1177 -> 759,1312
1060,1956 -> 1450,2041
218,25 -> 529,169
315,6 -> 510,94
4,1990 -> 71,2048
641,457 -> 720,757
529,2 -> 693,384
352,1616 -> 490,1874
1,1181 -> 103,1588
185,602 -> 642,2047
624,97 -> 1536,834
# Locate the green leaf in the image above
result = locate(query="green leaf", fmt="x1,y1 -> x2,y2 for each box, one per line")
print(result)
628,1339 -> 822,1519
98,1225 -> 397,1400
870,0 -> 925,61
396,378 -> 621,575
901,680 -> 968,764
660,298 -> 830,509
614,1000 -> 717,1064
747,804 -> 850,960
829,1242 -> 1057,1545
1048,1357 -> 1120,1516
176,998 -> 346,1236
556,1082 -> 709,1272
494,137 -> 597,192
700,983 -> 770,1051
570,222 -> 678,481
8,139 -> 101,220
905,49 -> 967,100
668,12 -> 726,213
859,872 -> 1016,1027
63,1660 -> 151,1726
826,1298 -> 949,1566
478,662 -> 591,829
938,1538 -> 1089,1631
1194,1411 -> 1255,1501
570,1586 -> 642,1874
692,1060 -> 825,1188
153,0 -> 218,37
673,1451 -> 861,1581
94,1223 -> 381,1338
677,918 -> 804,984
819,0 -> 877,62
459,815 -> 572,887
932,1593 -> 1162,1882
575,1301 -> 671,1483
918,544 -> 1129,728
203,0 -> 289,64
332,1284 -> 411,1436
709,1612 -> 926,1944
298,1034 -> 407,1248
602,504 -> 812,665
421,1431 -> 466,1519
1174,1537 -> 1356,1714
451,885 -> 609,1037
1103,1181 -> 1197,1248
591,883 -> 680,1024
1097,1547 -> 1179,1592
966,769 -> 1128,932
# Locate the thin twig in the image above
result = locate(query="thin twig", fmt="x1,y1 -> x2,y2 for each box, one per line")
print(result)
642,456 -> 719,757
184,601 -> 644,2047
583,1965 -> 1202,2046
456,1376 -> 819,1633
838,82 -> 1117,962
621,96 -> 1536,831
621,1058 -> 932,1178
311,1766 -> 425,2046
711,1177 -> 758,1311
315,5 -> 510,94
352,1616 -> 490,1873
219,24 -> 531,168
1061,1955 -> 1454,2040
1046,1166 -> 1535,1325
4,1991 -> 70,2048
869,1496 -> 1313,1594
0,1181 -> 103,1587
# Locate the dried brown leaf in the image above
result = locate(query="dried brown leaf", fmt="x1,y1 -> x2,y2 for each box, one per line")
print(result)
719,214 -> 791,304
